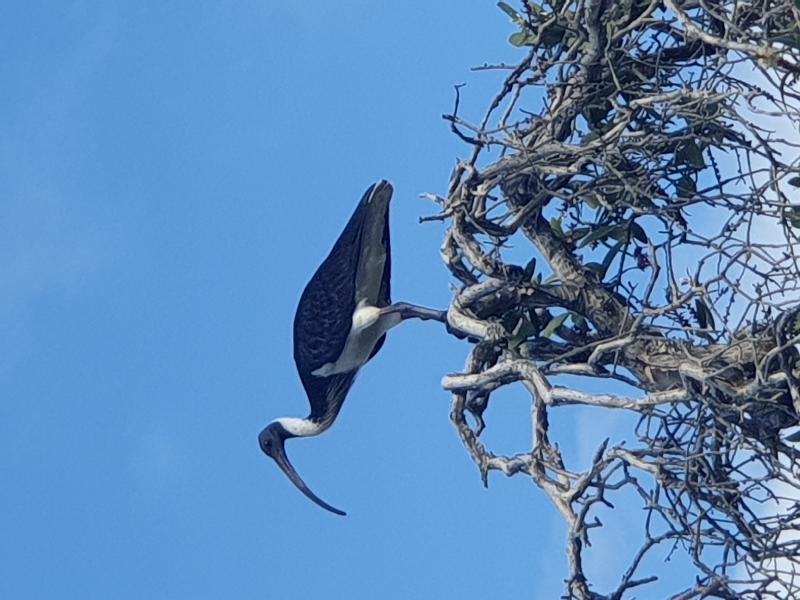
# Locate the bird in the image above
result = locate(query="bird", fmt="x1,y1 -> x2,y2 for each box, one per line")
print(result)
259,180 -> 446,515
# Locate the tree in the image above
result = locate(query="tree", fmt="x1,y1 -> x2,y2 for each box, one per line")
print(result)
429,1 -> 800,598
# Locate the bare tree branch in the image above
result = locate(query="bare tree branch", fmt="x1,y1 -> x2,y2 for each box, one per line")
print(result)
433,1 -> 800,597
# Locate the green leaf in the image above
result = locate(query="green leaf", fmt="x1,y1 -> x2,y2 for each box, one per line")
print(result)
578,224 -> 626,247
526,1 -> 547,18
502,310 -> 522,334
610,289 -> 630,308
582,101 -> 611,128
549,216 -> 565,239
630,222 -> 648,244
541,312 -> 569,338
602,189 -> 622,206
584,262 -> 606,277
608,226 -> 627,241
676,175 -> 697,197
509,31 -> 536,46
539,24 -> 565,47
524,257 -> 537,279
570,312 -> 587,330
601,239 -> 625,273
708,124 -> 727,145
583,130 -> 601,143
785,429 -> 800,442
788,176 -> 800,188
508,318 -> 538,349
773,33 -> 800,50
786,206 -> 800,229
694,298 -> 715,330
568,226 -> 591,241
498,2 -> 525,24
676,141 -> 706,170
699,101 -> 720,118
498,1 -> 519,19
580,240 -> 623,280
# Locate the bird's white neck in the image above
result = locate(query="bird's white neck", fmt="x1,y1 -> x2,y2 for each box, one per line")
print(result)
275,417 -> 326,438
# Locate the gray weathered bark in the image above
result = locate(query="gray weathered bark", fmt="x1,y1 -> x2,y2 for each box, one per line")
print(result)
431,1 -> 800,597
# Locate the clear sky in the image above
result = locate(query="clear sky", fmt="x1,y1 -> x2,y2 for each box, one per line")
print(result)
1,3 -> 693,599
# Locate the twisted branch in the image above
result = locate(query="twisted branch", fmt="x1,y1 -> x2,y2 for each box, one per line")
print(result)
432,1 -> 800,598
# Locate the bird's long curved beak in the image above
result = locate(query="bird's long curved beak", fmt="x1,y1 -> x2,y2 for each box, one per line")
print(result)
270,442 -> 347,516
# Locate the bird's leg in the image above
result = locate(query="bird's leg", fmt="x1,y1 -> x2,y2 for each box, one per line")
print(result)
378,302 -> 474,340
378,302 -> 447,323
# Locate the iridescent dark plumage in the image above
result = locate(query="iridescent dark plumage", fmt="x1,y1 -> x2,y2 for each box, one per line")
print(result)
292,180 -> 393,428
259,180 -> 446,515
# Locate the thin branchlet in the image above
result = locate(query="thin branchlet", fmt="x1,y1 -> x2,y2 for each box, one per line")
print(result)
433,1 -> 800,598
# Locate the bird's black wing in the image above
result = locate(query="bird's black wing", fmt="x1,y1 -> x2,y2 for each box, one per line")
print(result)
293,240 -> 359,375
367,206 -> 392,360
293,245 -> 358,421
293,181 -> 391,419
376,198 -> 392,308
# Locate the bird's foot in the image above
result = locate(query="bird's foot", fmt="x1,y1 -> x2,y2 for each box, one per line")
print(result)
379,302 -> 447,323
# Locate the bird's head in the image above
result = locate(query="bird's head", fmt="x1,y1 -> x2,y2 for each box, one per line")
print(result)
259,421 -> 346,516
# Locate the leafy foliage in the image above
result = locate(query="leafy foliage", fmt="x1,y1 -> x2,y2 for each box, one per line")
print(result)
435,1 -> 800,598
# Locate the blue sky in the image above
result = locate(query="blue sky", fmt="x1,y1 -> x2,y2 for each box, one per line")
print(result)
1,3 -> 695,599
